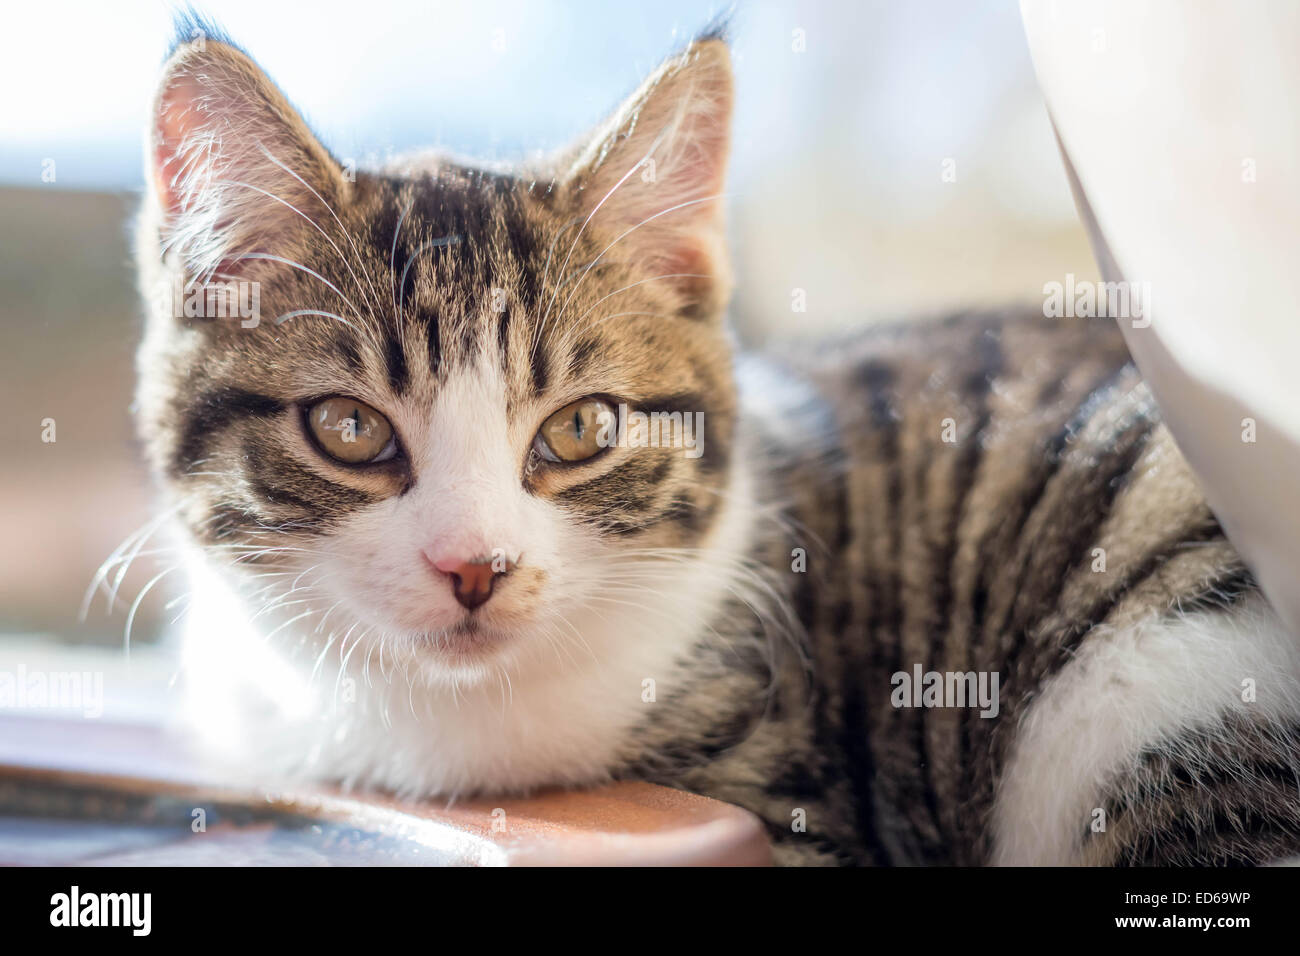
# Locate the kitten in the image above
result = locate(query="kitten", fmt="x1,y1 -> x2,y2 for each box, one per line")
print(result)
133,19 -> 1300,865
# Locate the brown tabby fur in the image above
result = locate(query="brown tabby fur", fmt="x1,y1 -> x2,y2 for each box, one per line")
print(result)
135,21 -> 1300,865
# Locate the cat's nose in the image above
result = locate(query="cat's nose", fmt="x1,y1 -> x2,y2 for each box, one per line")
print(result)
430,554 -> 512,611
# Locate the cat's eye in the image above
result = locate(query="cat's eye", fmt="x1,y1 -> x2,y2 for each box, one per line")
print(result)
534,398 -> 616,464
305,397 -> 397,464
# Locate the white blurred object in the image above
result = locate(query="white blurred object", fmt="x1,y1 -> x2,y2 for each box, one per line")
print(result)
1021,0 -> 1300,635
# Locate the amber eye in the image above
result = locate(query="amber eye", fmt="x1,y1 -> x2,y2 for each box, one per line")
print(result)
534,398 -> 616,464
305,397 -> 397,464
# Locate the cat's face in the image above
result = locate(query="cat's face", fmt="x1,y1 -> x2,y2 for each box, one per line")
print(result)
136,33 -> 737,684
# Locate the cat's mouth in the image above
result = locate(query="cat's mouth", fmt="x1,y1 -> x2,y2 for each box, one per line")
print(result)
417,617 -> 507,659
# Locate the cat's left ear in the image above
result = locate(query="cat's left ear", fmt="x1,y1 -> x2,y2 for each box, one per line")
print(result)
148,35 -> 347,281
563,36 -> 733,318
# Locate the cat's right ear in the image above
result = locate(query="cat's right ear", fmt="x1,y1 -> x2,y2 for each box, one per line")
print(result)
148,35 -> 346,281
561,35 -> 734,319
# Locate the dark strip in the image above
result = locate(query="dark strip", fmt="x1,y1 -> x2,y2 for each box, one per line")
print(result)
986,407 -> 1155,773
634,391 -> 707,416
1174,564 -> 1258,614
530,342 -> 550,394
660,492 -> 719,534
200,505 -> 270,542
427,310 -> 441,377
337,336 -> 365,376
918,325 -> 1002,862
244,443 -> 380,520
456,311 -> 479,363
568,337 -> 599,379
843,357 -> 898,863
1108,718 -> 1300,865
1061,516 -> 1231,646
173,388 -> 285,477
553,455 -> 675,535
967,362 -> 1135,646
1000,382 -> 1157,645
384,331 -> 410,394
497,306 -> 512,377
631,391 -> 731,474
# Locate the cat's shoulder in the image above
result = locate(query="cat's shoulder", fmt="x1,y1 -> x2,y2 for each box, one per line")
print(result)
742,306 -> 1132,427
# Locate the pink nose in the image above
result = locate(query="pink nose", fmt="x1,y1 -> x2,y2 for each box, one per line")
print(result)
431,555 -> 513,611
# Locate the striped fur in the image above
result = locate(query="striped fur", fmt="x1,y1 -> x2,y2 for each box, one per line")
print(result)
621,310 -> 1300,865
134,25 -> 1300,865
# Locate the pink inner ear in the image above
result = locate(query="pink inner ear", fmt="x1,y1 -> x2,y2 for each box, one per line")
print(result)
649,234 -> 716,296
149,68 -> 273,280
152,86 -> 245,280
153,74 -> 206,219
147,41 -> 348,285
569,45 -> 733,315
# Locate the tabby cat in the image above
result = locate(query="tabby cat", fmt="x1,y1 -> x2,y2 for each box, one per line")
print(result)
132,21 -> 1300,865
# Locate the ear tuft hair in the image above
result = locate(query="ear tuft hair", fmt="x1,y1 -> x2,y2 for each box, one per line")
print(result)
692,10 -> 733,46
166,8 -> 238,62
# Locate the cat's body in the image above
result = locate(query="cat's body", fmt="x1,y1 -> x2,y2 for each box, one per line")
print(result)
644,311 -> 1300,865
134,22 -> 1300,865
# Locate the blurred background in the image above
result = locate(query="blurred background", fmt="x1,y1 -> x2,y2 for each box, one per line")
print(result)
0,0 -> 1097,707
